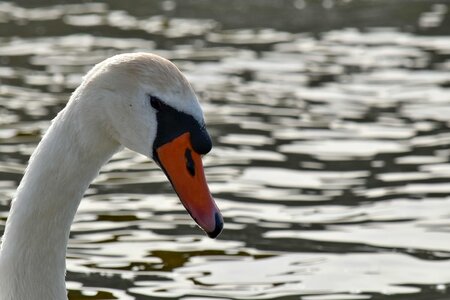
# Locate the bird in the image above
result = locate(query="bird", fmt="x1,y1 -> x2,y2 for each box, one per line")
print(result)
0,52 -> 223,300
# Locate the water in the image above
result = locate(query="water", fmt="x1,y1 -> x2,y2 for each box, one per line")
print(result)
0,0 -> 450,299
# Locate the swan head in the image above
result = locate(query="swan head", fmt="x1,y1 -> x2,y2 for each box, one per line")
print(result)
78,53 -> 223,238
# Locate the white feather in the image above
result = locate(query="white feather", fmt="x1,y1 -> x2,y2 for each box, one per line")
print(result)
0,53 -> 203,300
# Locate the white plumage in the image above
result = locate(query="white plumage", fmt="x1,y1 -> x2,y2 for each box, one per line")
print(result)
0,53 -> 208,300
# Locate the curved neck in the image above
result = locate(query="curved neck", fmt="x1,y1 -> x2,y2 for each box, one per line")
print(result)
0,100 -> 120,299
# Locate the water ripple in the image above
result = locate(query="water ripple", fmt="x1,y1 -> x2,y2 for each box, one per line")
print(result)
0,1 -> 450,299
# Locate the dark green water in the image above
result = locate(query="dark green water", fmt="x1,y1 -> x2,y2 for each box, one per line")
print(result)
0,1 -> 450,299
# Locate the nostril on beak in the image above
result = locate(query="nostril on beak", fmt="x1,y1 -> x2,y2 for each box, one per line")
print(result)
185,148 -> 195,176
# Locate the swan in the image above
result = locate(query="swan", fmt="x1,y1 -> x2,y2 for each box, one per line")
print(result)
0,52 -> 223,300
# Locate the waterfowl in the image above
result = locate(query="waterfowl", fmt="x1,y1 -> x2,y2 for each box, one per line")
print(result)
0,53 -> 223,300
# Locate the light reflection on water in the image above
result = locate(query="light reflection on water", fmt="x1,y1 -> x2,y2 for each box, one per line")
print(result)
0,1 -> 450,299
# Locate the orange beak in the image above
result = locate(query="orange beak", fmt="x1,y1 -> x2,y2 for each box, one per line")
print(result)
156,132 -> 223,238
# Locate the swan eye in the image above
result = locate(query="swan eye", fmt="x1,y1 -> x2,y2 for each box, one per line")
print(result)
150,95 -> 164,111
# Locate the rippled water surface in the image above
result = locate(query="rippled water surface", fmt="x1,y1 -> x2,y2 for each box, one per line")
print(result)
1,1 -> 450,299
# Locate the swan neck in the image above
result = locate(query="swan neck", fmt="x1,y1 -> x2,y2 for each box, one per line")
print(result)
0,102 -> 119,299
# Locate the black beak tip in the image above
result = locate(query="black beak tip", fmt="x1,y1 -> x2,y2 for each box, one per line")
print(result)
206,212 -> 224,239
